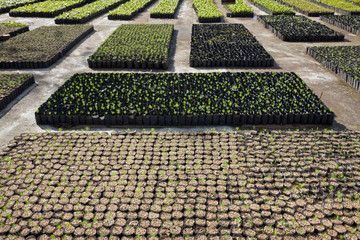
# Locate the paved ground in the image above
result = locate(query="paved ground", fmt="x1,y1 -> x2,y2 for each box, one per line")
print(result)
0,0 -> 360,149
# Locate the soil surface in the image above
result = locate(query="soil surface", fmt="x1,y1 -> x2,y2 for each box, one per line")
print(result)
0,130 -> 359,238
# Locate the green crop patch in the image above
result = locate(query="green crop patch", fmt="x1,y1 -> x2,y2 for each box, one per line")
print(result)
307,45 -> 360,91
88,24 -> 174,69
276,0 -> 334,16
10,0 -> 89,17
108,0 -> 156,20
225,0 -> 253,17
258,15 -> 344,42
55,0 -> 127,24
248,0 -> 294,15
192,0 -> 223,22
0,0 -> 42,13
309,0 -> 360,15
150,0 -> 182,18
0,21 -> 29,41
0,74 -> 34,111
36,72 -> 333,126
190,24 -> 274,68
0,25 -> 94,69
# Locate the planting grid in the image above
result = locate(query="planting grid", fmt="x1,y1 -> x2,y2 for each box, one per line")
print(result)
0,130 -> 359,239
0,0 -> 359,238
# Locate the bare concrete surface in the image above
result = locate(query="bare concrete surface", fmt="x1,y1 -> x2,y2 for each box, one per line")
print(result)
0,0 -> 360,149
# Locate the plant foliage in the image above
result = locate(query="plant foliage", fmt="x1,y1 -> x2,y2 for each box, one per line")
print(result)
88,24 -> 174,69
225,0 -> 253,17
307,45 -> 360,91
190,24 -> 274,67
276,0 -> 333,16
0,25 -> 94,69
192,0 -> 223,22
55,0 -> 126,24
258,15 -> 344,42
36,72 -> 334,126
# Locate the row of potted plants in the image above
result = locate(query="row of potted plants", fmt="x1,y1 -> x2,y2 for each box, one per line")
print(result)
247,0 -> 294,15
0,21 -> 29,41
88,24 -> 173,69
55,0 -> 127,24
190,24 -> 274,68
192,0 -> 223,23
10,0 -> 90,18
0,25 -> 94,69
108,0 -> 155,20
35,72 -> 334,126
320,15 -> 360,35
307,46 -> 360,92
0,0 -> 41,13
309,0 -> 360,15
276,0 -> 334,16
150,0 -> 182,18
225,0 -> 253,17
258,15 -> 344,42
0,74 -> 34,111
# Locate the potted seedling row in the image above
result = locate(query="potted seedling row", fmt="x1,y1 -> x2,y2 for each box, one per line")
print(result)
55,0 -> 128,24
307,45 -> 360,91
190,24 -> 274,68
88,24 -> 173,70
0,0 -> 42,14
192,0 -> 223,23
225,0 -> 254,17
108,0 -> 156,20
35,72 -> 334,126
0,74 -> 35,111
9,0 -> 91,18
258,15 -> 344,42
0,21 -> 29,42
275,0 -> 334,16
0,25 -> 94,69
320,15 -> 360,35
247,0 -> 295,15
150,0 -> 183,18
308,0 -> 360,15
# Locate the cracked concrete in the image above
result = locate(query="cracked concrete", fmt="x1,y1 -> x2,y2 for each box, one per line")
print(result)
0,0 -> 360,149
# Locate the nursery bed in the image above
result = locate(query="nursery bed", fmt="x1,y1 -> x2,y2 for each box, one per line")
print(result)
225,0 -> 253,17
0,21 -> 29,42
190,24 -> 274,68
9,0 -> 90,18
275,0 -> 334,16
0,130 -> 359,238
35,72 -> 334,126
88,24 -> 174,69
0,25 -> 94,69
0,0 -> 43,14
107,0 -> 156,20
307,45 -> 360,91
308,0 -> 360,15
0,74 -> 34,111
320,15 -> 360,35
258,15 -> 344,42
192,0 -> 222,23
247,0 -> 295,15
55,0 -> 128,24
150,0 -> 183,18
